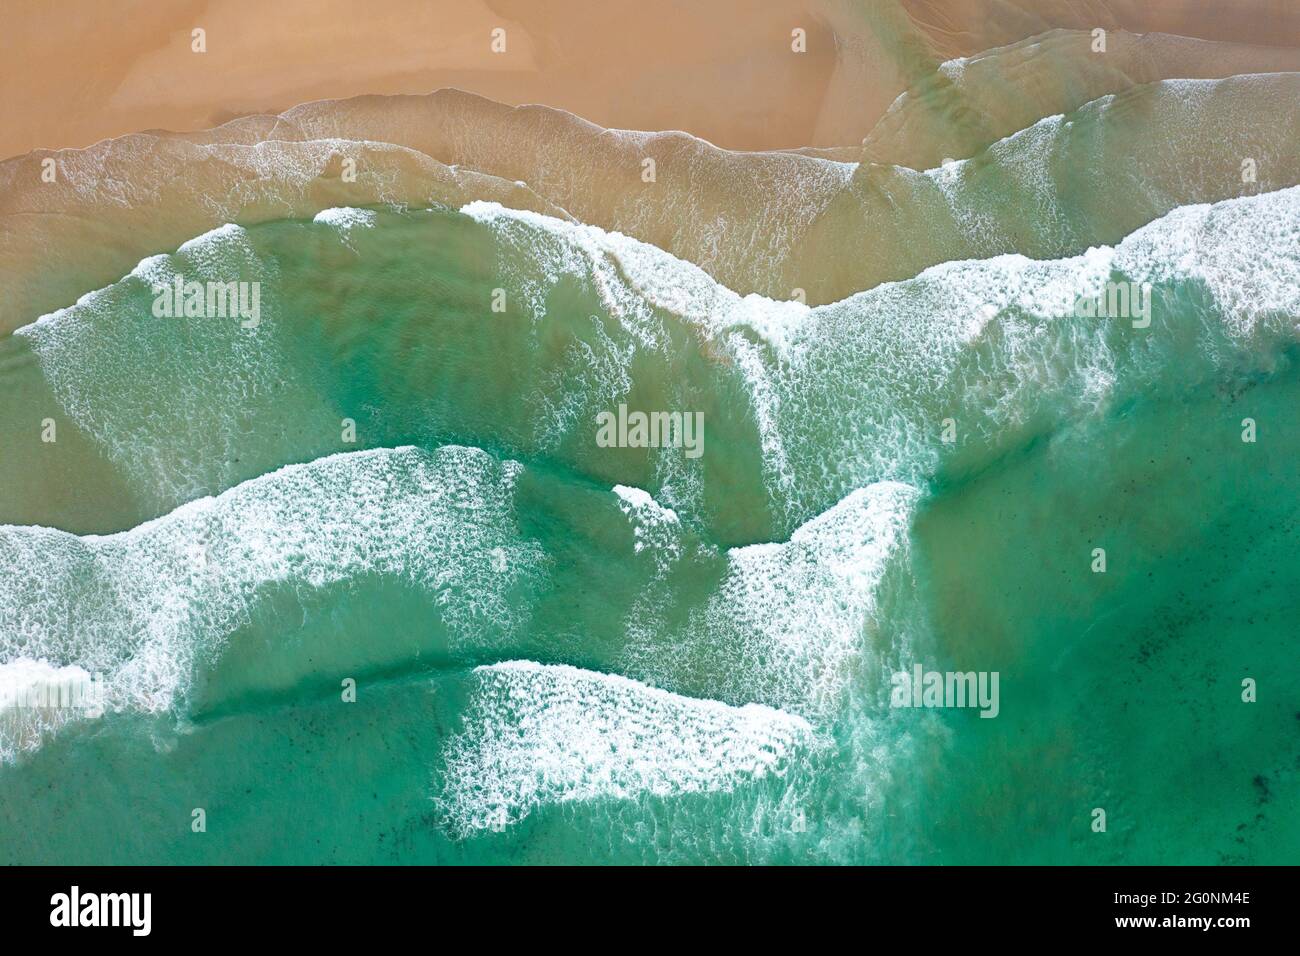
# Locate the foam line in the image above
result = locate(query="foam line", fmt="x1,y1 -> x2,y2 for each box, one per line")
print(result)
436,660 -> 815,835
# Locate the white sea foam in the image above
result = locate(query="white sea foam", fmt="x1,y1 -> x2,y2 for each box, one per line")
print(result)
177,222 -> 247,255
461,200 -> 676,348
612,484 -> 681,567
461,198 -> 809,512
465,185 -> 1300,521
312,207 -> 378,230
0,446 -> 545,744
16,229 -> 309,511
674,481 -> 919,718
461,199 -> 810,351
436,660 -> 815,835
0,659 -> 100,764
18,184 -> 1297,543
1114,187 -> 1300,335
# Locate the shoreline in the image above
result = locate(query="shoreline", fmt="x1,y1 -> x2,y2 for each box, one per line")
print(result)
10,0 -> 1300,163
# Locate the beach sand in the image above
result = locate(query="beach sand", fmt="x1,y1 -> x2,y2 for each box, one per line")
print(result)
8,0 -> 1300,162
2,0 -> 859,158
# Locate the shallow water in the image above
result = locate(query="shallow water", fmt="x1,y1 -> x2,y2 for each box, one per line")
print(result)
1,71 -> 1297,864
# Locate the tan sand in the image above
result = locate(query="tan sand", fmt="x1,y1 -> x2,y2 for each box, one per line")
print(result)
0,0 -> 892,159
5,0 -> 1299,162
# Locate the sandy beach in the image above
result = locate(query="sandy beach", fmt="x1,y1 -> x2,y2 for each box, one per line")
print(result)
3,0 -> 856,158
8,0 -> 1300,162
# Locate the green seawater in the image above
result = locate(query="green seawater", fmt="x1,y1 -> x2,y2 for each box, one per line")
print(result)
0,192 -> 1297,864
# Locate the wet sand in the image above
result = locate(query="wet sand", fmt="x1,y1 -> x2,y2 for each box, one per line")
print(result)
8,0 -> 1300,162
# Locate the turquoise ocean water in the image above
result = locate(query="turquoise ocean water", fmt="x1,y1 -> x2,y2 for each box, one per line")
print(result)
0,177 -> 1297,863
